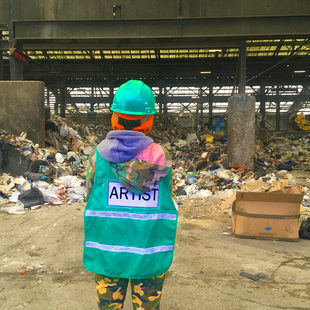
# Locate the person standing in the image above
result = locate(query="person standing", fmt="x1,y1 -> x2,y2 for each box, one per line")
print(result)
83,80 -> 178,309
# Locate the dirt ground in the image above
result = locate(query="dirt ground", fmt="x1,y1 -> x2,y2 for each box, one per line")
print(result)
1,196 -> 310,310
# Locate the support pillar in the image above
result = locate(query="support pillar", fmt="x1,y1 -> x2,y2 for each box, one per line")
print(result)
46,88 -> 50,107
8,0 -> 23,80
199,87 -> 203,124
227,94 -> 256,168
60,87 -> 66,117
159,87 -> 163,115
259,85 -> 266,127
275,86 -> 280,132
0,31 -> 3,80
163,88 -> 167,115
9,47 -> 23,80
90,86 -> 94,112
238,40 -> 246,94
54,89 -> 59,115
208,86 -> 213,130
108,86 -> 114,109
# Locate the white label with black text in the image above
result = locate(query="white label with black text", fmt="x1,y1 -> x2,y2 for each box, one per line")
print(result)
108,182 -> 159,208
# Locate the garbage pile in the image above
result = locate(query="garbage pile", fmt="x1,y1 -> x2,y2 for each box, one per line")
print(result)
1,115 -> 309,214
162,130 -> 309,200
45,116 -> 108,154
0,115 -> 192,214
0,118 -> 91,213
254,133 -> 310,171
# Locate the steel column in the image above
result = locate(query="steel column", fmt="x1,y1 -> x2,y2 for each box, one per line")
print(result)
163,88 -> 167,115
54,100 -> 59,115
208,86 -> 213,130
239,40 -> 246,94
199,87 -> 203,124
276,86 -> 280,131
0,30 -> 3,80
60,87 -> 66,117
259,85 -> 266,127
90,87 -> 94,112
46,88 -> 50,106
9,46 -> 23,80
109,86 -> 114,108
8,0 -> 23,80
159,87 -> 163,114
54,88 -> 59,115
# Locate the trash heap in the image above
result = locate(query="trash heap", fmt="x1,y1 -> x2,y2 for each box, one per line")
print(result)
0,117 -> 95,213
0,114 -> 192,214
161,130 -> 309,201
255,133 -> 310,171
1,115 -> 309,214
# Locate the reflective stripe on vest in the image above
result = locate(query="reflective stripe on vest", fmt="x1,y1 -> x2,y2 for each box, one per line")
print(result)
85,210 -> 176,221
85,241 -> 173,255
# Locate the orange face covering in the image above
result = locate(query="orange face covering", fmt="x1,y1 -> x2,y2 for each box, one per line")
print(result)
111,112 -> 153,135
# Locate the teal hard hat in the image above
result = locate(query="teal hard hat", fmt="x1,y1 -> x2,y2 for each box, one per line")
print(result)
111,80 -> 157,115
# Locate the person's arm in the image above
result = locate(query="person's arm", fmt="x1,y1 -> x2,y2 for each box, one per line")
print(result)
85,149 -> 96,202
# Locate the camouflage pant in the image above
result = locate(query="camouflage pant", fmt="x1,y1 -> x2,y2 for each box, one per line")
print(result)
94,272 -> 166,310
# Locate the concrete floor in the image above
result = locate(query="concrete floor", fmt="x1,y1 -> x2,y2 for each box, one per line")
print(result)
0,199 -> 310,310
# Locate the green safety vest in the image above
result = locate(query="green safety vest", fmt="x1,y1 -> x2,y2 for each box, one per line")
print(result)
83,150 -> 178,279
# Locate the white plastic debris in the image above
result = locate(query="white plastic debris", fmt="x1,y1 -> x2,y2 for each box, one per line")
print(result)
66,151 -> 80,162
213,189 -> 235,200
1,201 -> 25,215
54,175 -> 82,188
9,191 -> 20,203
60,124 -> 70,137
192,189 -> 212,199
55,153 -> 65,164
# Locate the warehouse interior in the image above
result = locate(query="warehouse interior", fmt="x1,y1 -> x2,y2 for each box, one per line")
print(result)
1,0 -> 310,131
0,1 -> 310,309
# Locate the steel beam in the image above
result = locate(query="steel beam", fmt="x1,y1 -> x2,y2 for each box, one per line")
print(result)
58,91 -> 310,104
3,0 -> 310,22
60,93 -> 310,105
2,55 -> 308,82
18,36 -> 310,51
22,38 -> 241,50
13,17 -> 310,41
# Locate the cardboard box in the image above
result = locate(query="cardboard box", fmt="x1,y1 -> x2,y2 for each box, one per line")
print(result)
232,192 -> 303,241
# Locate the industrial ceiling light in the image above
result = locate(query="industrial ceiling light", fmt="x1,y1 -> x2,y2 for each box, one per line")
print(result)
200,71 -> 211,74
294,70 -> 306,73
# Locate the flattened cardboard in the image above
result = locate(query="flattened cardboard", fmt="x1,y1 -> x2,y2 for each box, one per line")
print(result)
232,191 -> 303,241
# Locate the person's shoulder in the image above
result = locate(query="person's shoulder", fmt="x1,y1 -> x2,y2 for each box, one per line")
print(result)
154,143 -> 171,160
